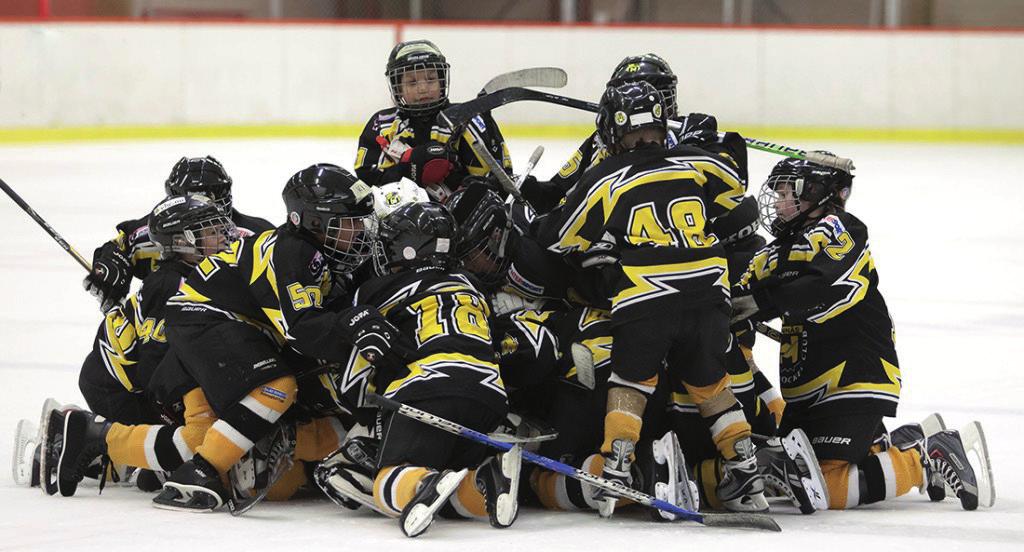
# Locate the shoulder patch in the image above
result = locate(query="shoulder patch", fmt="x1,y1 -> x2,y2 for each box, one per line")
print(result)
820,214 -> 846,236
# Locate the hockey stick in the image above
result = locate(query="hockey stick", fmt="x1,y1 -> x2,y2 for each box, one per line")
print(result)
755,322 -> 782,342
1,177 -> 91,270
481,67 -> 568,95
468,138 -> 525,203
505,145 -> 545,208
366,393 -> 781,532
441,88 -> 855,172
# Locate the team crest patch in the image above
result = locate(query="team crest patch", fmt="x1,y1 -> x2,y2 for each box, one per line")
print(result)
385,191 -> 402,206
614,111 -> 627,126
653,103 -> 662,118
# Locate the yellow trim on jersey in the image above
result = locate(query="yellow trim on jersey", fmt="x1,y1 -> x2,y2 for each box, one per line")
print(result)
384,352 -> 503,398
171,282 -> 211,304
612,257 -> 729,312
782,358 -> 901,406
807,247 -> 875,324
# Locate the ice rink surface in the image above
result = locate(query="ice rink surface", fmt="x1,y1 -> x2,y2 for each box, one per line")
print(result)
1,137 -> 1022,550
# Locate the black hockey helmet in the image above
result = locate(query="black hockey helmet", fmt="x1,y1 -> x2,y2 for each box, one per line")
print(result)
596,81 -> 667,153
165,156 -> 234,212
447,182 -> 512,286
149,193 -> 237,262
757,154 -> 854,237
608,53 -> 678,118
372,201 -> 459,275
386,39 -> 450,117
283,164 -> 374,274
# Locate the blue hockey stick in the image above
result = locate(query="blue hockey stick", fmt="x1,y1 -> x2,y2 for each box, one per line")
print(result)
365,393 -> 780,532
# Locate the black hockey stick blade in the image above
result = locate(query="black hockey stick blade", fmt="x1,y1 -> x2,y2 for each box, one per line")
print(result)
481,67 -> 568,95
701,512 -> 782,532
441,87 -> 599,129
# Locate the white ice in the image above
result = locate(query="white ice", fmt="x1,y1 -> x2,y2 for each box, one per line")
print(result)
0,137 -> 1021,551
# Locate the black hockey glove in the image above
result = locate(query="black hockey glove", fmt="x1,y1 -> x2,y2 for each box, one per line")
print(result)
340,305 -> 414,366
399,141 -> 456,186
730,294 -> 760,324
83,241 -> 132,312
678,112 -> 719,146
579,240 -> 620,269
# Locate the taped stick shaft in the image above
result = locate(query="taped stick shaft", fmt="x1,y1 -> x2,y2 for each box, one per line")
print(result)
0,177 -> 91,271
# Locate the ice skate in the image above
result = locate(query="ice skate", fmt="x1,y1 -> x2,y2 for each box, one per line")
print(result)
718,437 -> 769,513
400,468 -> 468,537
475,444 -> 522,528
638,431 -> 699,520
153,454 -> 228,512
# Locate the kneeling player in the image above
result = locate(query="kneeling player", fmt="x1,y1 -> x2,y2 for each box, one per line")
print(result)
150,164 -> 396,511
351,202 -> 518,537
39,195 -> 234,493
734,156 -> 989,510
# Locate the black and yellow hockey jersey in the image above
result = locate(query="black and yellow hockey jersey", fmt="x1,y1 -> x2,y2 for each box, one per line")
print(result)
737,211 -> 900,418
550,144 -> 747,317
105,208 -> 274,281
165,227 -> 355,362
333,267 -> 506,416
78,260 -> 193,423
354,106 -> 512,188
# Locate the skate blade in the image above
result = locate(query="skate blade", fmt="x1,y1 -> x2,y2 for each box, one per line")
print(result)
783,429 -> 830,511
37,400 -> 61,496
494,445 -> 522,527
920,413 -> 947,437
651,431 -> 698,518
961,421 -> 995,508
12,419 -> 37,486
323,472 -> 396,517
152,482 -> 223,512
402,469 -> 468,538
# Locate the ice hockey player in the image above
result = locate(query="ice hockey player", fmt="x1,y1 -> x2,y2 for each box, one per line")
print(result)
521,53 -> 722,213
733,156 -> 987,510
354,39 -> 511,201
39,194 -> 238,496
344,201 -> 518,537
82,156 -> 273,312
150,164 -> 404,511
550,81 -> 766,515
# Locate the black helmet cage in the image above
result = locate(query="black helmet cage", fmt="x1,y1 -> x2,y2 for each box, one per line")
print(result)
386,40 -> 451,117
149,193 -> 237,261
283,164 -> 375,275
757,155 -> 853,237
596,81 -> 668,153
447,184 -> 512,286
608,53 -> 679,118
372,202 -> 459,276
164,156 -> 234,213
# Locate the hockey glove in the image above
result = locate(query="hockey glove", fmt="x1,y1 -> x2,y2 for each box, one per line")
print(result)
400,141 -> 455,186
730,294 -> 760,324
83,241 -> 132,312
579,240 -> 620,269
678,112 -> 719,146
341,306 -> 414,366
